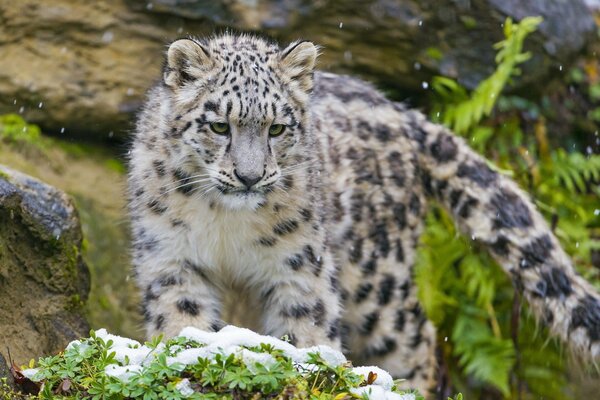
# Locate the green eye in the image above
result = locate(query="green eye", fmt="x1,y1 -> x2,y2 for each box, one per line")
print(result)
268,124 -> 286,137
210,122 -> 229,135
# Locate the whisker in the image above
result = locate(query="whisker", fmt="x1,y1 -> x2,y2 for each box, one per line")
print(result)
160,173 -> 213,188
162,178 -> 214,194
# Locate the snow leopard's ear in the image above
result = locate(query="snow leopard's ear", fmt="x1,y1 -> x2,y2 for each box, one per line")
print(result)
164,38 -> 214,88
279,40 -> 318,92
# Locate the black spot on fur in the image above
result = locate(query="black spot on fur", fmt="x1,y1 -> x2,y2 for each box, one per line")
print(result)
490,235 -> 510,257
158,274 -> 180,287
172,168 -> 194,196
286,254 -> 304,271
183,259 -> 208,280
369,221 -> 390,257
421,170 -> 433,195
177,299 -> 200,316
392,203 -> 407,230
349,238 -> 364,263
350,191 -> 364,222
457,196 -> 478,219
211,320 -> 225,332
204,101 -> 218,112
258,236 -> 278,246
430,133 -> 458,162
490,189 -> 532,229
387,151 -> 405,186
360,311 -> 379,335
378,274 -> 396,305
180,121 -> 192,136
395,239 -> 405,263
457,161 -> 497,188
147,198 -> 167,214
395,310 -> 406,331
153,160 -> 166,177
273,219 -> 299,236
354,282 -> 373,303
532,267 -> 573,298
303,245 -> 317,264
409,193 -> 421,215
571,295 -> 600,341
363,337 -> 397,358
399,280 -> 410,300
155,314 -> 165,330
375,124 -> 391,142
327,318 -> 341,340
449,189 -> 463,209
361,257 -> 377,275
329,273 -> 340,292
281,175 -> 294,190
519,234 -> 553,269
144,285 -> 158,302
299,208 -> 313,222
282,304 -> 312,319
313,300 -> 326,326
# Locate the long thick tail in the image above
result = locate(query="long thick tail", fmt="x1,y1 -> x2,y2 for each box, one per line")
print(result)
407,110 -> 600,358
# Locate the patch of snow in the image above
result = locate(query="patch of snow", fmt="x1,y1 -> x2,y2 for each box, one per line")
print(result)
167,347 -> 212,366
105,365 -> 142,380
387,393 -> 416,400
238,348 -> 277,373
299,345 -> 346,366
351,384 -> 387,398
95,328 -> 141,348
176,378 -> 195,397
21,368 -> 39,380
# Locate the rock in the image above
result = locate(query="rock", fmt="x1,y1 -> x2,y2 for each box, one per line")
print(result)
0,165 -> 90,365
0,353 -> 15,390
0,0 -> 594,139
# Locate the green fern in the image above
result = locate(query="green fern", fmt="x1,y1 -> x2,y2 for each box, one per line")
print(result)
431,17 -> 542,135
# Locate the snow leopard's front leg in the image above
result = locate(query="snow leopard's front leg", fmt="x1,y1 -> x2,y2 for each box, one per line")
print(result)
260,245 -> 343,349
136,252 -> 223,339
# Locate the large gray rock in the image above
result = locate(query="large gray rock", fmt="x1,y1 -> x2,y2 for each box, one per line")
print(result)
0,0 -> 594,139
0,165 -> 90,365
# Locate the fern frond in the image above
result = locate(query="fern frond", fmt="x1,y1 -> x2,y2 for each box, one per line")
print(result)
431,16 -> 542,135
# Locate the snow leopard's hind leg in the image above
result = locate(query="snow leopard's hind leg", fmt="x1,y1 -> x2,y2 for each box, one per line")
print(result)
334,154 -> 439,395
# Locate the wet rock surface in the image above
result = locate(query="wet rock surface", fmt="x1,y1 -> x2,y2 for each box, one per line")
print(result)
0,165 -> 90,365
0,0 -> 595,139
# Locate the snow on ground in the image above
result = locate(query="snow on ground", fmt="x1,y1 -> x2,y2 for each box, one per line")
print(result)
24,325 -> 412,399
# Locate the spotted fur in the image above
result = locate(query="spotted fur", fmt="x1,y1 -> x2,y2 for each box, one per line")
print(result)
128,34 -> 600,394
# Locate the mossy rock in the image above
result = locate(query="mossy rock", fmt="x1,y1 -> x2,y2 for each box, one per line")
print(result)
0,166 -> 90,366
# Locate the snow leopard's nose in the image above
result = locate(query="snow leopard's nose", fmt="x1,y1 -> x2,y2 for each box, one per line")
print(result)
234,169 -> 262,189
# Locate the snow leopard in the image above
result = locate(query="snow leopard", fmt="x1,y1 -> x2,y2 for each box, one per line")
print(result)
128,34 -> 600,393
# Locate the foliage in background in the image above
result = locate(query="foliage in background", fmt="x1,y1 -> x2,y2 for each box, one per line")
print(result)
418,16 -> 600,399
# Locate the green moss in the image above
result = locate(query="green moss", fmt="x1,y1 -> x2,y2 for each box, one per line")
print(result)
425,46 -> 444,61
66,294 -> 84,311
0,114 -> 45,149
104,158 -> 126,174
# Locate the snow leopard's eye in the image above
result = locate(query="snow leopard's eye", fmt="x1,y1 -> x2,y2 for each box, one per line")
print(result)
268,124 -> 286,137
209,122 -> 230,135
